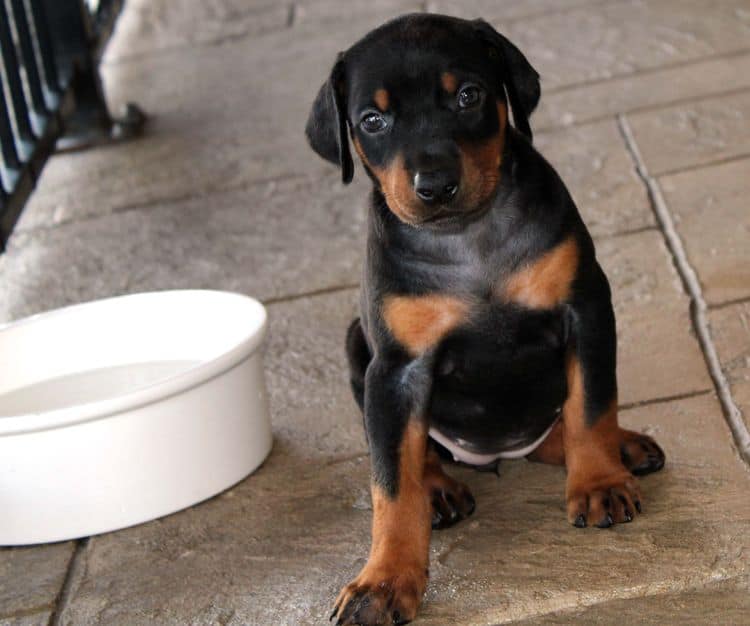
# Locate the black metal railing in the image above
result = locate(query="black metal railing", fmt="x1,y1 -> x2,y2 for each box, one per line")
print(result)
0,0 -> 144,250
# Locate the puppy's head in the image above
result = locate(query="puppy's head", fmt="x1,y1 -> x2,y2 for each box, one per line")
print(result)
305,14 -> 540,228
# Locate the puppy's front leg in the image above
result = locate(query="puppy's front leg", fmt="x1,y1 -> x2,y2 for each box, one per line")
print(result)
563,268 -> 644,528
333,354 -> 432,626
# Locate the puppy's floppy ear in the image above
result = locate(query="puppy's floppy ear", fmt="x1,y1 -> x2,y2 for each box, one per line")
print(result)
305,54 -> 354,184
473,20 -> 540,142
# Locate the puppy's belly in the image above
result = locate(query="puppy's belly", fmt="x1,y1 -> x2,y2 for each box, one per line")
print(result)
427,331 -> 567,458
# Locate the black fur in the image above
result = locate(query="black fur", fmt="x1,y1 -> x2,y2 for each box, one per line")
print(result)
472,18 -> 540,141
305,55 -> 354,183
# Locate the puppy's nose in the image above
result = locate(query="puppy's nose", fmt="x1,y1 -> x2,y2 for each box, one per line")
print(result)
414,171 -> 459,204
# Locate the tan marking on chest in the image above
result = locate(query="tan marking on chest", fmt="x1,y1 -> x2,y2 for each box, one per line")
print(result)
501,236 -> 579,308
383,294 -> 470,355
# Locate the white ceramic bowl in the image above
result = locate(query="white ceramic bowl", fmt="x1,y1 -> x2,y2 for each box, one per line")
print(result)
0,290 -> 271,545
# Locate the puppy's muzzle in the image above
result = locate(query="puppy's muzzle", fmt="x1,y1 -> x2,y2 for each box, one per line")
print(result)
414,169 -> 460,205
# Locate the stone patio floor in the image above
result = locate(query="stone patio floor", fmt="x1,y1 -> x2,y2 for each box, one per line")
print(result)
2,1 -> 750,624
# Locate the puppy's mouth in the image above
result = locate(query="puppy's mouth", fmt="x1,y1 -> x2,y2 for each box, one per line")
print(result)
418,204 -> 489,228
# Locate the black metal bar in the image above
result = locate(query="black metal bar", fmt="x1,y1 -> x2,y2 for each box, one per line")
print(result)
9,0 -> 49,120
0,95 -> 22,174
0,1 -> 35,150
28,0 -> 61,99
41,0 -> 91,81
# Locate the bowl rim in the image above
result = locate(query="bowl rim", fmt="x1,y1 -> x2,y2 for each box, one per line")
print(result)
0,290 -> 267,437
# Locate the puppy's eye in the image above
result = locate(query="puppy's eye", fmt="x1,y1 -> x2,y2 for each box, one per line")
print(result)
457,85 -> 483,109
360,112 -> 387,133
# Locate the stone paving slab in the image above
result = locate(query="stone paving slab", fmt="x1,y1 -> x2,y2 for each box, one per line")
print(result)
103,0 -> 290,63
0,543 -> 74,620
535,52 -> 750,131
596,231 -> 711,405
709,301 -> 750,435
264,290 -> 365,462
17,22 -> 356,232
105,0 -> 425,65
426,0 -> 606,22
0,614 -> 51,626
487,0 -> 750,92
658,157 -> 750,307
628,89 -> 750,176
535,120 -> 654,237
294,0 -> 423,27
514,575 -> 750,625
0,173 -> 367,322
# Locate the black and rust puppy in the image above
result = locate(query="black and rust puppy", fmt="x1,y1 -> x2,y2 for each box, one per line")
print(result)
306,14 -> 665,625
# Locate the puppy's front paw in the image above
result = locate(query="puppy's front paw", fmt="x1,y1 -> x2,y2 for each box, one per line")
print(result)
566,467 -> 642,528
331,560 -> 427,626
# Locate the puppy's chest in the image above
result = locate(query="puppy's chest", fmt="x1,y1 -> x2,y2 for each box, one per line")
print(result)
381,236 -> 578,356
382,291 -> 510,357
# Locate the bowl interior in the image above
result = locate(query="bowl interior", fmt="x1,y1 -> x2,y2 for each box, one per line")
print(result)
0,290 -> 266,418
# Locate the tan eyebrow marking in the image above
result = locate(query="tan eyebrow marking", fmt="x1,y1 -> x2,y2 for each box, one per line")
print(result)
441,72 -> 458,94
374,88 -> 390,112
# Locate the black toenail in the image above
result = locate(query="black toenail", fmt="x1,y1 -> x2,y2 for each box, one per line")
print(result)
466,493 -> 476,515
574,514 -> 586,528
597,513 -> 614,528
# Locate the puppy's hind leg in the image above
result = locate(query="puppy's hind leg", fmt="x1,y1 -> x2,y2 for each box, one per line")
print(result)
424,444 -> 476,529
527,419 -> 665,477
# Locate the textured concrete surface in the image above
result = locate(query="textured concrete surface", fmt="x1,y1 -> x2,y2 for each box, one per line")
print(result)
1,0 -> 749,624
535,120 -> 655,237
535,51 -> 750,131
0,174 -> 366,321
0,615 -> 52,626
0,543 -> 74,621
710,301 -> 750,434
515,575 -> 750,625
629,90 -> 750,176
660,159 -> 750,307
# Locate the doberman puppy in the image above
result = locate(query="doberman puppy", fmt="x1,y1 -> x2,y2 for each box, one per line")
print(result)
306,14 -> 665,625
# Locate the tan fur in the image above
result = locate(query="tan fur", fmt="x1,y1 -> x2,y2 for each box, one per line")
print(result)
422,447 -> 472,506
458,102 -> 507,209
383,294 -> 470,355
562,356 -> 640,525
526,419 -> 566,465
375,154 -> 423,223
334,421 -> 430,622
441,71 -> 458,94
374,88 -> 390,112
501,235 -> 579,308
